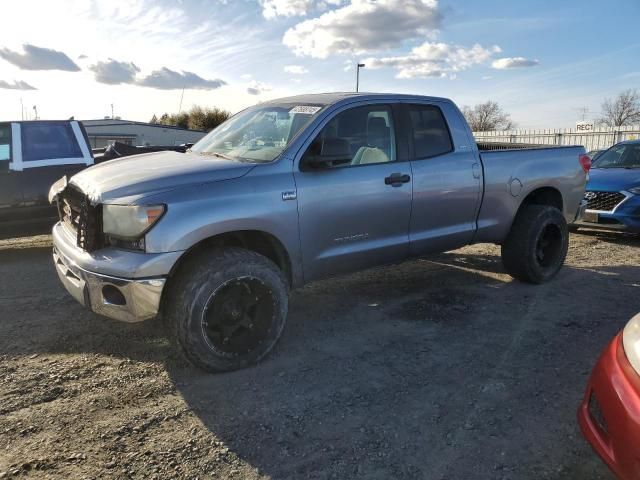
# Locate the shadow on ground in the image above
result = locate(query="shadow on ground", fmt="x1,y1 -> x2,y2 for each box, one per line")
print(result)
1,240 -> 630,479
574,227 -> 640,246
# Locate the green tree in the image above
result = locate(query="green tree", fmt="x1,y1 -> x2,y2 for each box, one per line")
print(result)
152,105 -> 231,132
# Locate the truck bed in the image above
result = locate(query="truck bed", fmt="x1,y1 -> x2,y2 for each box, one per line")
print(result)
474,144 -> 586,244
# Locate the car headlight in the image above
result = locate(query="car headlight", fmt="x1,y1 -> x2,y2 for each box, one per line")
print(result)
102,204 -> 165,240
622,313 -> 640,375
629,186 -> 640,195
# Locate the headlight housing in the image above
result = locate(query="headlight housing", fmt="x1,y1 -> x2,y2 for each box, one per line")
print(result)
622,313 -> 640,375
102,204 -> 165,244
628,186 -> 640,195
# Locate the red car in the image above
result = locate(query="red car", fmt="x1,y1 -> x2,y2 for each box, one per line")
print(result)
579,313 -> 640,479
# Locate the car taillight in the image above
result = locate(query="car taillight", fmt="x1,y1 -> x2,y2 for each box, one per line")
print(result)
579,154 -> 592,173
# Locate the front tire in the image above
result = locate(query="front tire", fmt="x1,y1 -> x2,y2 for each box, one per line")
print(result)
165,248 -> 289,372
501,205 -> 569,284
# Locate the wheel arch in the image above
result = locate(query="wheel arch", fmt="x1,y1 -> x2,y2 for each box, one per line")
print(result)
517,186 -> 564,213
166,229 -> 294,290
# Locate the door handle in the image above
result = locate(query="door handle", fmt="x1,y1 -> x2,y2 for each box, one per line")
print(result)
384,173 -> 411,186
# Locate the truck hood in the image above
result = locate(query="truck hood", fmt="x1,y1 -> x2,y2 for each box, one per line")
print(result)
587,167 -> 640,192
69,150 -> 255,204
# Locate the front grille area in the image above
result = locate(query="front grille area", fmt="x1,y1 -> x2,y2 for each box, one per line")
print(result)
56,185 -> 102,252
58,187 -> 82,234
584,191 -> 626,212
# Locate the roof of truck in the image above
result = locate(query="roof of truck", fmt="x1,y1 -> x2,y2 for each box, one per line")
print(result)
263,92 -> 451,106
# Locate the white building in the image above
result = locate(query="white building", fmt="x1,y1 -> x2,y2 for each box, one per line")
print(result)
81,118 -> 207,148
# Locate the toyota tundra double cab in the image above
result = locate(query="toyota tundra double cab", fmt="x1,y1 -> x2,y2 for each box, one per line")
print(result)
50,93 -> 589,372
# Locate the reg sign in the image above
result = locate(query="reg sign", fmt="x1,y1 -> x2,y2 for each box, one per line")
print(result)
576,121 -> 595,132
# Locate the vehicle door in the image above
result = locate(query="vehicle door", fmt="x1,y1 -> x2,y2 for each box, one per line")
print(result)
0,123 -> 23,223
402,102 -> 482,254
294,103 -> 412,281
17,121 -> 93,209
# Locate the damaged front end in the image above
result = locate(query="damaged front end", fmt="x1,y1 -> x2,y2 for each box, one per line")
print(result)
49,176 -> 103,252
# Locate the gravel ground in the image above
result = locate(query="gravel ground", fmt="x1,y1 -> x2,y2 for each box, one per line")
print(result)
1,230 -> 638,479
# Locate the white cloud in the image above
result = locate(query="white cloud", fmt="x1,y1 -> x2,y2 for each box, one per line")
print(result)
247,80 -> 272,95
90,59 -> 140,85
284,65 -> 308,74
0,79 -> 37,90
259,0 -> 343,19
283,0 -> 442,58
363,42 -> 501,79
137,68 -> 226,90
491,57 -> 539,69
260,0 -> 313,18
89,60 -> 225,90
0,44 -> 80,71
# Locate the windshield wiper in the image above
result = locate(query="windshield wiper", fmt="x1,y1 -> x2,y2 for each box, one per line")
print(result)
199,151 -> 234,161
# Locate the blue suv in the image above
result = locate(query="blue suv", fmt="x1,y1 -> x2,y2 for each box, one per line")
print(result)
577,140 -> 640,233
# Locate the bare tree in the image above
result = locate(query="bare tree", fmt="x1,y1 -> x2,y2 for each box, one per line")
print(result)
599,89 -> 640,127
462,101 -> 515,132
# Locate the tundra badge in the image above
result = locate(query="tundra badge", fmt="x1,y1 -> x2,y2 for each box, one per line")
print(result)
282,191 -> 297,201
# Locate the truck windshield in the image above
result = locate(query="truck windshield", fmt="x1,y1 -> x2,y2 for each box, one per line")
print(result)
593,143 -> 640,169
191,103 -> 324,163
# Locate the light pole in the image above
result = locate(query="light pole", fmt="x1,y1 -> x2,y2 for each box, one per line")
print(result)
356,63 -> 365,92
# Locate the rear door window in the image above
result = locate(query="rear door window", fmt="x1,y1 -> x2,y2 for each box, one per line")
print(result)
21,122 -> 82,162
407,104 -> 453,159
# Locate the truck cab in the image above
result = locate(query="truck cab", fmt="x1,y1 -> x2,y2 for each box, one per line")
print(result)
0,120 -> 93,237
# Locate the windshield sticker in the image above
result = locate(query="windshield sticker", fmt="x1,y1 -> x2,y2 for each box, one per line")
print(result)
290,105 -> 321,115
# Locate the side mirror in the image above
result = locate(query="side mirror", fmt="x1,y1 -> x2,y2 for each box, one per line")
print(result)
304,137 -> 351,169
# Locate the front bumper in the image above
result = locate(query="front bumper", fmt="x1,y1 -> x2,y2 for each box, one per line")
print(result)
52,222 -> 181,323
578,333 -> 640,480
575,191 -> 640,233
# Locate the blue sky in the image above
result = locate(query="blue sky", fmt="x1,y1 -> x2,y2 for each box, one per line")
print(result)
0,0 -> 638,128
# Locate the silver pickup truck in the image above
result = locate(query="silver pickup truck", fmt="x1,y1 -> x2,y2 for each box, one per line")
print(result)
50,93 -> 589,372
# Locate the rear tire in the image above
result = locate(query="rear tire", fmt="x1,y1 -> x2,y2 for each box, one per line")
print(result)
501,205 -> 569,284
165,247 -> 289,372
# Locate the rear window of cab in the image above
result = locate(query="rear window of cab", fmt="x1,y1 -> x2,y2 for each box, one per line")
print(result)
21,122 -> 82,162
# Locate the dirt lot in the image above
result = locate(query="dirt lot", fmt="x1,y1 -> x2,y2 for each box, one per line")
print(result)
1,230 -> 639,479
